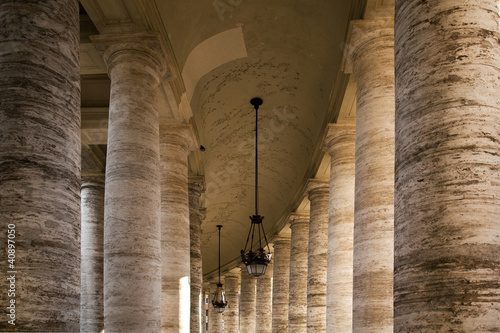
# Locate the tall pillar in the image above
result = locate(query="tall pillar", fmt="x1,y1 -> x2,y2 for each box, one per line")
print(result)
256,249 -> 274,333
345,19 -> 395,332
190,177 -> 206,333
92,33 -> 167,332
161,125 -> 196,332
208,282 -> 224,332
271,236 -> 291,333
394,1 -> 500,331
202,283 -> 210,333
0,1 -> 80,331
240,263 -> 257,333
306,180 -> 329,333
81,176 -> 105,333
323,124 -> 355,333
224,271 -> 240,333
288,214 -> 309,333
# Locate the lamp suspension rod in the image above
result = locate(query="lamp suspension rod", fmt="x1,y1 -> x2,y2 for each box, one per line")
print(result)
254,103 -> 259,216
217,225 -> 222,284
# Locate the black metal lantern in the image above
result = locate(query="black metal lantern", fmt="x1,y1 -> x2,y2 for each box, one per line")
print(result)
212,225 -> 227,312
240,98 -> 272,277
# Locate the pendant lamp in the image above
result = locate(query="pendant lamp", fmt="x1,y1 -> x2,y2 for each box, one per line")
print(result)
212,225 -> 227,313
240,97 -> 272,277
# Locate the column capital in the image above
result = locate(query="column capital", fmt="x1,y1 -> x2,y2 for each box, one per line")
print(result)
270,234 -> 291,246
160,123 -> 198,153
343,18 -> 394,73
323,123 -> 356,155
81,175 -> 105,188
288,213 -> 309,228
91,32 -> 170,79
305,178 -> 329,199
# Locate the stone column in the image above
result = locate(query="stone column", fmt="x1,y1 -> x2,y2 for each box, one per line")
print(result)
256,249 -> 274,333
190,177 -> 206,333
394,2 -> 500,332
240,263 -> 257,333
208,282 -> 224,332
288,214 -> 309,333
92,33 -> 167,332
306,180 -> 329,333
161,125 -> 196,333
81,176 -> 105,333
224,271 -> 240,333
202,283 -> 210,333
0,1 -> 80,331
323,124 -> 355,333
271,236 -> 291,333
345,19 -> 395,332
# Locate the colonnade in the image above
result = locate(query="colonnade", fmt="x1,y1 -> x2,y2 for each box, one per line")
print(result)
1,1 -> 499,332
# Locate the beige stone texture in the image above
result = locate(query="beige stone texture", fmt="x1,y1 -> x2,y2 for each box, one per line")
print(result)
288,214 -> 309,333
240,263 -> 257,333
394,1 -> 500,331
93,33 -> 167,333
323,124 -> 356,333
256,252 -> 274,333
0,1 -> 81,331
306,180 -> 329,333
347,19 -> 395,333
161,126 -> 196,333
81,176 -> 105,333
224,271 -> 241,333
190,178 -> 206,333
271,236 -> 291,333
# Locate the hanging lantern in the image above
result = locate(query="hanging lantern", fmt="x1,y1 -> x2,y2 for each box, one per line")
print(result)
212,225 -> 228,312
240,98 -> 272,277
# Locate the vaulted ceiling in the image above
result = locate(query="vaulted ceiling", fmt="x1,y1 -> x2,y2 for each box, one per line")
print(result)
79,0 -> 379,278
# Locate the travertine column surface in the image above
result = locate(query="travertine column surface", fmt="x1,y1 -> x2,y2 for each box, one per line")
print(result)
288,214 -> 309,333
92,33 -> 167,333
323,124 -> 355,333
161,126 -> 195,333
240,263 -> 257,333
224,271 -> 240,333
271,236 -> 291,333
394,1 -> 500,331
208,282 -> 223,332
256,251 -> 274,333
81,176 -> 105,333
346,19 -> 395,333
190,178 -> 206,333
0,1 -> 80,331
306,181 -> 329,333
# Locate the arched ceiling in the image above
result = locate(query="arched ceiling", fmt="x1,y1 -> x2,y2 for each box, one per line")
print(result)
79,0 -> 366,278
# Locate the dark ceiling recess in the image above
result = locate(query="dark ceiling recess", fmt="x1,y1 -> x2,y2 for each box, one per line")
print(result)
79,3 -> 99,43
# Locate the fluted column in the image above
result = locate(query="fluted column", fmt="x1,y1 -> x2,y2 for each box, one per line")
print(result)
345,19 -> 395,332
161,125 -> 196,332
306,180 -> 329,333
0,1 -> 80,331
256,248 -> 274,333
271,236 -> 291,333
208,282 -> 223,332
190,177 -> 206,333
323,124 -> 355,333
394,1 -> 500,331
224,271 -> 240,333
81,176 -> 105,333
240,263 -> 257,333
91,33 -> 167,332
288,214 -> 309,333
